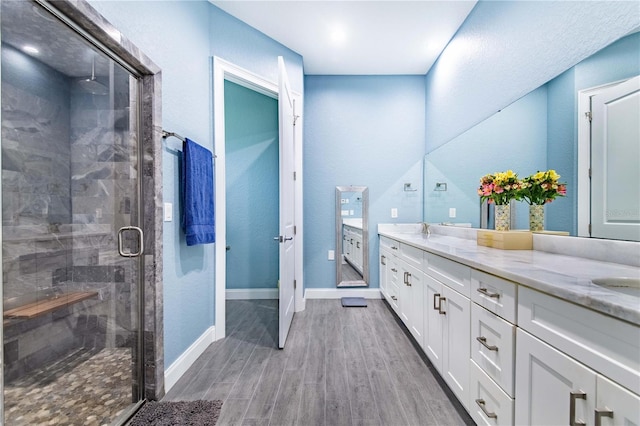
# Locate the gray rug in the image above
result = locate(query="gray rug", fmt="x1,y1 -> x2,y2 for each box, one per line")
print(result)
129,400 -> 223,426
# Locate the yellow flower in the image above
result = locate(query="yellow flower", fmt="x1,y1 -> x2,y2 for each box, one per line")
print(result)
533,171 -> 545,181
548,170 -> 560,181
505,170 -> 516,179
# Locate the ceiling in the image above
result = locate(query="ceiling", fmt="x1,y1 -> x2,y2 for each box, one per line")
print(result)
210,1 -> 478,75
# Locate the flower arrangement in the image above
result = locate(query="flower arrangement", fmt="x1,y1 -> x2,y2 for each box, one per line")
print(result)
520,170 -> 567,205
477,170 -> 522,205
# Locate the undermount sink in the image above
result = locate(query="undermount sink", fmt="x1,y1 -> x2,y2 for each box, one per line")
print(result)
592,277 -> 640,296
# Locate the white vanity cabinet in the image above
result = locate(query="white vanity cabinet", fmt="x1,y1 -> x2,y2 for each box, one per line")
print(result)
344,225 -> 363,273
516,287 -> 640,426
378,231 -> 640,426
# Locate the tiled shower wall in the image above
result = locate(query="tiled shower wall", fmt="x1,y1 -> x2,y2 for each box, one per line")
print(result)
1,43 -> 138,381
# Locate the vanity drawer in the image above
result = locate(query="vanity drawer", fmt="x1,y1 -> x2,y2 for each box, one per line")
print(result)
425,253 -> 471,297
469,359 -> 514,426
399,243 -> 424,269
380,236 -> 399,253
471,270 -> 517,324
471,303 -> 515,397
519,286 -> 640,395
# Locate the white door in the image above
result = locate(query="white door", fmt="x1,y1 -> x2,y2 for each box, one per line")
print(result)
424,275 -> 444,371
278,56 -> 296,348
515,329 -> 596,426
596,375 -> 640,426
591,75 -> 640,241
442,285 -> 471,410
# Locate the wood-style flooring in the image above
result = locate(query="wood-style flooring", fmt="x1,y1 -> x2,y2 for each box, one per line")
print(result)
164,299 -> 474,426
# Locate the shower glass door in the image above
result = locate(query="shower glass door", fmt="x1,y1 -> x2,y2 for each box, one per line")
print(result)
1,1 -> 143,424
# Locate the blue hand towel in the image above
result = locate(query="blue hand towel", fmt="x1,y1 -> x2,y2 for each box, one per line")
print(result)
181,138 -> 215,245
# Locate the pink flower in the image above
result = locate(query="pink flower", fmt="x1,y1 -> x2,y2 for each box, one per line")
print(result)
494,186 -> 504,194
558,185 -> 567,195
482,184 -> 493,196
546,199 -> 554,204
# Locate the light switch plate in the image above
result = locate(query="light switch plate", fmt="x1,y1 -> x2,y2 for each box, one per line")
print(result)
391,208 -> 398,218
449,207 -> 457,218
164,203 -> 173,222
328,250 -> 335,260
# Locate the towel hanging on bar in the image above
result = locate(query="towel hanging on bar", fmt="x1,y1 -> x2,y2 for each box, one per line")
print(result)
181,138 -> 215,245
162,130 -> 216,157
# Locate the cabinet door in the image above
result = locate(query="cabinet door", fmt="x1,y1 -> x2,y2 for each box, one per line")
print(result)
442,284 -> 471,410
515,329 -> 596,426
424,274 -> 444,372
398,260 -> 412,325
595,375 -> 640,426
379,248 -> 389,297
406,263 -> 424,347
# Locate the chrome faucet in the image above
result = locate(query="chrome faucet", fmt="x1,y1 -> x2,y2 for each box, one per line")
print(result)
422,222 -> 431,236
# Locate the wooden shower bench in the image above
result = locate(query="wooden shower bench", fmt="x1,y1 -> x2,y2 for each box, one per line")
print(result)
3,291 -> 98,325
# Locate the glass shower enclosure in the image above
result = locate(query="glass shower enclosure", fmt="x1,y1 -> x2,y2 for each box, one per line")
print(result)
1,1 -> 144,424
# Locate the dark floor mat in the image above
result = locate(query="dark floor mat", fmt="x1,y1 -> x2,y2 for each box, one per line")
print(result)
129,400 -> 223,426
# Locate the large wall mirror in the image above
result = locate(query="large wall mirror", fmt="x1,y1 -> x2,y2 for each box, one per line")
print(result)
424,30 -> 640,241
336,186 -> 369,287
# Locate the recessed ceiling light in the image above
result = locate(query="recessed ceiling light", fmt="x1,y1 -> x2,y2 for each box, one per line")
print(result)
22,45 -> 39,55
329,25 -> 347,45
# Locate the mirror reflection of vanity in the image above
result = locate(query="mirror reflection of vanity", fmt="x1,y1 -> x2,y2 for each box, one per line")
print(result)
423,31 -> 640,242
336,186 -> 369,287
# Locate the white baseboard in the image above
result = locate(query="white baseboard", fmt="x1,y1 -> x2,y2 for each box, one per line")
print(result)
304,288 -> 382,299
164,325 -> 216,393
226,288 -> 278,300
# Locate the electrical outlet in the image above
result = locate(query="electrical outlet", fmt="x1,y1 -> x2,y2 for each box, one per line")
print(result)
391,208 -> 398,218
328,250 -> 335,260
449,207 -> 456,218
164,203 -> 173,222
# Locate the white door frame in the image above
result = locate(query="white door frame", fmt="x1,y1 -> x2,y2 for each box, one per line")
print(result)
212,56 -> 305,341
577,78 -> 630,237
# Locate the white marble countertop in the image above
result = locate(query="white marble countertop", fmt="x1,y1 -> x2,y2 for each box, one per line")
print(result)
379,229 -> 640,326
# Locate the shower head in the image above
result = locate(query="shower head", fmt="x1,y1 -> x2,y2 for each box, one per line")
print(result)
78,77 -> 108,95
78,57 -> 108,95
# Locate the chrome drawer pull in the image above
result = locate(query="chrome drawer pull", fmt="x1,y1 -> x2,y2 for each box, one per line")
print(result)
391,246 -> 398,250
475,399 -> 497,419
433,293 -> 440,310
570,391 -> 587,426
477,287 -> 500,298
404,272 -> 412,286
381,255 -> 386,265
476,336 -> 498,351
594,408 -> 614,426
391,268 -> 398,273
391,295 -> 397,301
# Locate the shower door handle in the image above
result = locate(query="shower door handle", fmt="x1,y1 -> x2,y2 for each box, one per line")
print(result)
118,226 -> 144,257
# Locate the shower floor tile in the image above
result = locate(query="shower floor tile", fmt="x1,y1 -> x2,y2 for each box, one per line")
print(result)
4,348 -> 133,426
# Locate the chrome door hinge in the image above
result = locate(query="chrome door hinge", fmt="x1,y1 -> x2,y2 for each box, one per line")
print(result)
293,171 -> 297,180
294,279 -> 297,289
588,223 -> 592,235
585,111 -> 592,122
294,226 -> 297,235
588,168 -> 592,178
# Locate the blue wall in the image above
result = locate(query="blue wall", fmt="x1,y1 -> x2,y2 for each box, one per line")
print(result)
224,80 -> 279,290
304,75 -> 425,289
424,86 -> 548,229
424,1 -> 639,153
90,1 -> 303,367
